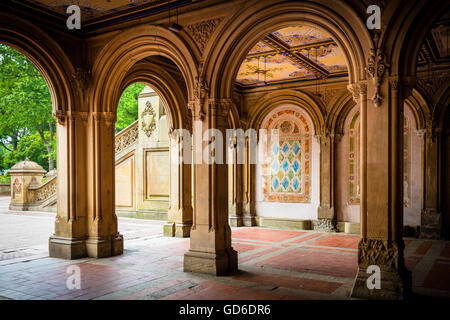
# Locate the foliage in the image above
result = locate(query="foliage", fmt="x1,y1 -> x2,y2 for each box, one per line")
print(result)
0,44 -> 143,173
115,83 -> 145,133
0,44 -> 55,171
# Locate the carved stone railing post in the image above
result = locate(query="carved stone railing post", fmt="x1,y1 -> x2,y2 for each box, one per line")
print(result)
184,97 -> 238,275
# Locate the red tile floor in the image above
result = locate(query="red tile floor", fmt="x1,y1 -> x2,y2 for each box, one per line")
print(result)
0,225 -> 449,300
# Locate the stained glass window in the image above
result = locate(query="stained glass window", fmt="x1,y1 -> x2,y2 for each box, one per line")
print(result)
262,107 -> 311,203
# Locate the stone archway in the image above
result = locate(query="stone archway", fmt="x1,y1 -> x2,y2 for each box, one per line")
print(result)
118,59 -> 193,238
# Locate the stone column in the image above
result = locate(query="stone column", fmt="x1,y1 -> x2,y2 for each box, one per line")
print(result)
228,135 -> 244,227
242,134 -> 257,226
164,127 -> 193,237
348,75 -> 413,300
84,112 -> 123,258
315,133 -> 341,231
420,121 -> 442,239
49,111 -> 90,259
184,98 -> 238,275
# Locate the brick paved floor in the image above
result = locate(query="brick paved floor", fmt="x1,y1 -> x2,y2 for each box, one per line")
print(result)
0,196 -> 449,300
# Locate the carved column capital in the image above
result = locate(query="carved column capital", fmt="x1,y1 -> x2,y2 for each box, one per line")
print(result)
347,83 -> 361,104
188,100 -> 205,121
366,48 -> 390,107
92,111 -> 116,126
209,98 -> 232,120
415,129 -> 426,140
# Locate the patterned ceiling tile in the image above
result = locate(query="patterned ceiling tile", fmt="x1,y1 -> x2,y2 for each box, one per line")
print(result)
273,26 -> 332,47
23,0 -> 164,21
236,25 -> 348,87
248,42 -> 273,55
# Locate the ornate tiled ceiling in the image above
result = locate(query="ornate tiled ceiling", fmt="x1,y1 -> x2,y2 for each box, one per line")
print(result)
20,0 -> 169,22
417,11 -> 450,65
236,25 -> 348,88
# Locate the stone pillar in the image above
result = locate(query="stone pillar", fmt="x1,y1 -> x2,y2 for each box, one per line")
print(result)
228,135 -> 244,227
184,98 -> 238,275
420,121 -> 442,239
242,134 -> 257,226
348,75 -> 413,300
315,133 -> 340,231
164,128 -> 193,237
9,158 -> 46,211
49,111 -> 90,259
85,111 -> 124,258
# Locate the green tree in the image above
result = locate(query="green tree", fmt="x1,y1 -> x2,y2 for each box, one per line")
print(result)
115,83 -> 145,133
0,44 -> 55,171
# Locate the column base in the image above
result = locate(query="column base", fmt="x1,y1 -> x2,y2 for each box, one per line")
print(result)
229,215 -> 244,227
420,209 -> 442,239
9,203 -> 30,211
351,267 -> 412,300
184,248 -> 238,276
242,214 -> 257,227
351,238 -> 411,300
85,233 -> 123,258
49,235 -> 86,259
163,222 -> 192,237
314,218 -> 337,232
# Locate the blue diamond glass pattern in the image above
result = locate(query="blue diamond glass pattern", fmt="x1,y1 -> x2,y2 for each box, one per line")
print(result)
272,178 -> 279,190
281,177 -> 289,190
282,143 -> 289,154
272,144 -> 279,155
292,160 -> 299,173
292,178 -> 299,190
292,142 -> 300,155
272,161 -> 280,172
282,160 -> 289,173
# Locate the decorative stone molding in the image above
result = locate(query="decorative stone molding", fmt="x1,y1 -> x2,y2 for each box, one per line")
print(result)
366,48 -> 389,107
185,17 -> 224,53
141,101 -> 157,137
115,121 -> 139,154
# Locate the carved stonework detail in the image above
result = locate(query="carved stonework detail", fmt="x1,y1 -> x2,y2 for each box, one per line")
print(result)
12,178 -> 22,199
186,18 -> 224,53
358,239 -> 402,272
34,177 -> 57,202
72,68 -> 92,91
347,83 -> 361,103
314,219 -> 336,232
366,48 -> 389,107
115,122 -> 139,154
315,88 -> 340,108
141,101 -> 157,137
416,76 -> 450,106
